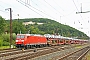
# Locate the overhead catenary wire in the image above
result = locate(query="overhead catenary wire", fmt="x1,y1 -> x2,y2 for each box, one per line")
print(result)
16,0 -> 57,20
0,10 -> 6,13
52,0 -> 65,12
43,0 -> 77,26
44,0 -> 63,16
30,0 -> 46,14
0,0 -> 77,25
1,0 -> 55,19
36,0 -> 60,16
31,0 -> 53,14
53,0 -> 79,26
52,0 -> 73,17
28,1 -> 57,20
16,0 -> 44,17
0,4 -> 9,13
44,0 -> 76,17
0,9 -> 24,19
0,1 -> 25,19
30,0 -> 58,20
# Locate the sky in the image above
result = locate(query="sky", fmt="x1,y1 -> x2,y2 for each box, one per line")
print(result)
0,0 -> 90,37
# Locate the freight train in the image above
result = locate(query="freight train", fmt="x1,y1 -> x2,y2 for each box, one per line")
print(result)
15,34 -> 88,49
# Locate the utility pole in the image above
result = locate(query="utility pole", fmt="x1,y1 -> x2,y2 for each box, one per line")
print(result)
76,3 -> 90,14
76,10 -> 90,14
5,8 -> 12,48
76,4 -> 90,40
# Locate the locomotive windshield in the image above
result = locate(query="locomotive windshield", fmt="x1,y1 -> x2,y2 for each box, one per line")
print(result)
17,35 -> 25,38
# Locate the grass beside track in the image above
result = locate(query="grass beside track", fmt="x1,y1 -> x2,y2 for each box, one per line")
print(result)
76,46 -> 82,48
0,46 -> 15,50
0,46 -> 10,49
75,45 -> 82,48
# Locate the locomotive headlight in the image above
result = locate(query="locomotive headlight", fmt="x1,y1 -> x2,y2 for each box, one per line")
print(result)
21,40 -> 24,42
16,40 -> 18,42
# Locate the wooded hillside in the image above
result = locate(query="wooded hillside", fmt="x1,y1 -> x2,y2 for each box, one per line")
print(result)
12,18 -> 88,39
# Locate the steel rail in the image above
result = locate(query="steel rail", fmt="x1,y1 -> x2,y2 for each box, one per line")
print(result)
58,46 -> 89,60
76,48 -> 90,60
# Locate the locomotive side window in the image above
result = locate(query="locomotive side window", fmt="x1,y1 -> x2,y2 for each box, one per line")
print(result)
17,35 -> 25,38
17,36 -> 20,38
21,35 -> 25,38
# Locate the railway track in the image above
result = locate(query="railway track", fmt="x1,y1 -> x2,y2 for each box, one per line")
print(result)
0,48 -> 18,54
5,46 -> 67,60
7,48 -> 58,60
0,45 -> 73,60
0,45 -> 66,60
0,44 -> 88,60
56,46 -> 90,60
0,47 -> 53,57
31,44 -> 89,60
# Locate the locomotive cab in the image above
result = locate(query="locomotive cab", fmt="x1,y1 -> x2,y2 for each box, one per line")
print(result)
16,34 -> 26,48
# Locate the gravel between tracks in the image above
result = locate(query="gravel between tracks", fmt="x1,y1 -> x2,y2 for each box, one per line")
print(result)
30,45 -> 89,60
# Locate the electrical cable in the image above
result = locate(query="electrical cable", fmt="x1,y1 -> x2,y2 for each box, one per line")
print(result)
0,1 -> 25,18
52,0 -> 65,12
30,0 -> 46,12
16,0 -> 57,20
44,0 -> 63,16
16,0 -> 44,17
30,0 -> 58,20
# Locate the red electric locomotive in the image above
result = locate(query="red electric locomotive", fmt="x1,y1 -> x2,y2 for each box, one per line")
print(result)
16,34 -> 47,49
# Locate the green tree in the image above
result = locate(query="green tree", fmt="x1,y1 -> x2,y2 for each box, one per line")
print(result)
29,26 -> 40,34
2,34 -> 10,42
12,20 -> 26,34
0,16 -> 6,34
